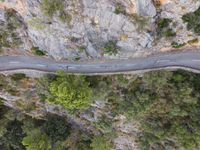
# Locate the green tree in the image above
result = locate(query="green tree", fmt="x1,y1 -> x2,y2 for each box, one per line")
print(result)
47,72 -> 93,112
42,115 -> 70,142
22,129 -> 51,150
0,119 -> 26,150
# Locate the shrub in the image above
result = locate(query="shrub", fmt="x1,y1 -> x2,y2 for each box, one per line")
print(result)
1,120 -> 26,150
156,18 -> 176,38
90,136 -> 113,150
22,129 -> 51,150
0,10 -> 22,50
130,14 -> 150,31
187,38 -> 199,44
114,4 -> 126,15
41,0 -> 72,24
182,6 -> 200,35
31,47 -> 46,56
11,73 -> 26,81
171,41 -> 186,48
46,72 -> 93,112
42,115 -> 70,142
103,41 -> 119,55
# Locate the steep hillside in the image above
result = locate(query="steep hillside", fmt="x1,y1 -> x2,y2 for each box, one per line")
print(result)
0,0 -> 200,60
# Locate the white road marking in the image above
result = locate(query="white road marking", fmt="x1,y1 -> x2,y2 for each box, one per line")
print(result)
157,60 -> 170,63
36,64 -> 46,67
192,60 -> 200,62
9,61 -> 20,64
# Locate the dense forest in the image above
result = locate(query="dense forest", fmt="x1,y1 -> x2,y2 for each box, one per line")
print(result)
0,70 -> 200,150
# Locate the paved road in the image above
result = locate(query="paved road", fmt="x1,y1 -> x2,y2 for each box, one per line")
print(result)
1,52 -> 200,74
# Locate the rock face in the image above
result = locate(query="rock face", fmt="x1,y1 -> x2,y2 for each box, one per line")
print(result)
137,0 -> 157,17
0,0 -> 200,60
0,0 -> 157,60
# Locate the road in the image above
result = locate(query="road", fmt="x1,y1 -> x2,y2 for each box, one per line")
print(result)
1,52 -> 200,74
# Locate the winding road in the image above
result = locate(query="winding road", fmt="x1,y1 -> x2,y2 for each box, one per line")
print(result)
1,52 -> 200,74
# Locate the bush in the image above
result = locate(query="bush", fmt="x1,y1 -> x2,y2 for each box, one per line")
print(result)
103,41 -> 119,55
0,10 -> 22,50
31,47 -> 46,56
114,4 -> 126,15
182,6 -> 200,35
1,120 -> 26,150
171,41 -> 186,48
42,115 -> 70,142
46,72 -> 93,112
91,136 -> 113,150
187,38 -> 199,44
156,18 -> 176,38
41,0 -> 72,24
11,73 -> 26,81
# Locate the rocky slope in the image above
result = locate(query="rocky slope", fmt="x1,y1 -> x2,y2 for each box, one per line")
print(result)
0,0 -> 200,60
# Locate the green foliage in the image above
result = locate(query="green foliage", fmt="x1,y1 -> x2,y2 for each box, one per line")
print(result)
42,115 -> 70,142
91,136 -> 113,150
41,0 -> 72,24
31,47 -> 46,56
11,73 -> 26,81
94,115 -> 113,133
5,10 -> 21,30
86,70 -> 200,150
187,38 -> 199,44
22,129 -> 51,150
0,10 -> 22,51
156,18 -> 176,38
103,41 -> 119,55
171,41 -> 186,48
136,71 -> 200,150
28,18 -> 46,30
114,3 -> 126,15
182,6 -> 200,35
0,119 -> 26,150
130,14 -> 150,31
46,72 -> 93,112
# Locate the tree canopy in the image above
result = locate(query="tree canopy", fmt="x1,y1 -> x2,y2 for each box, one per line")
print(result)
46,72 -> 93,112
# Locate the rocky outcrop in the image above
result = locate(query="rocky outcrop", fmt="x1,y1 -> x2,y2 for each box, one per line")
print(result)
0,0 -> 200,59
1,0 -> 157,60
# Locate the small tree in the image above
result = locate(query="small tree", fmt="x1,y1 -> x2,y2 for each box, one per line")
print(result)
47,72 -> 93,112
42,115 -> 70,142
22,129 -> 51,150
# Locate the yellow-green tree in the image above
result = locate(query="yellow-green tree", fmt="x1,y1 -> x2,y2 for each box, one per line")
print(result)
47,72 -> 93,112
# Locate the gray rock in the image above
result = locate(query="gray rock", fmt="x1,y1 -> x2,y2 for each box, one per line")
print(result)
137,0 -> 157,17
2,0 -> 155,60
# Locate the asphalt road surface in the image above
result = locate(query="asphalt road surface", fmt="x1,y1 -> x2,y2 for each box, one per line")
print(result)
1,52 -> 200,74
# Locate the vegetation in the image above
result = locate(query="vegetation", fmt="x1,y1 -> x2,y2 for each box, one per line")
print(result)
91,136 -> 113,150
156,18 -> 176,38
27,18 -> 46,30
103,41 -> 119,55
10,73 -> 27,81
40,72 -> 93,112
86,70 -> 200,150
114,3 -> 126,15
182,6 -> 200,35
31,47 -> 46,56
0,106 -> 93,150
187,38 -> 199,44
41,0 -> 72,25
42,115 -> 70,142
130,14 -> 150,31
2,70 -> 200,149
0,10 -> 22,51
171,41 -> 186,48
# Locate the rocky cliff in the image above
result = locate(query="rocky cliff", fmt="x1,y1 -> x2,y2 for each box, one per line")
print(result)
1,0 -> 199,60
